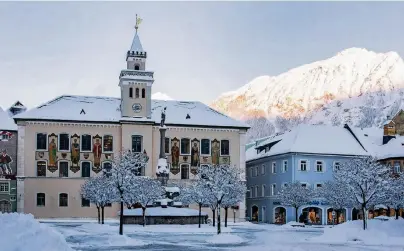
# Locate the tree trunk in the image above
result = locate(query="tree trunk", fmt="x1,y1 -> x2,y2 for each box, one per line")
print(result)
97,206 -> 100,224
234,210 -> 236,223
212,209 -> 216,227
142,207 -> 146,227
295,207 -> 298,222
361,206 -> 367,230
217,206 -> 221,235
101,206 -> 105,224
119,201 -> 124,235
198,203 -> 202,228
396,208 -> 400,220
225,207 -> 228,227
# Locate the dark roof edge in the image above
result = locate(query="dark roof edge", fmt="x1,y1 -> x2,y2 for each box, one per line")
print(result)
343,124 -> 368,152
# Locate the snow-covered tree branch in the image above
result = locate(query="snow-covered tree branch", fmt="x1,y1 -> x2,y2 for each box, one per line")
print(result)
278,181 -> 314,222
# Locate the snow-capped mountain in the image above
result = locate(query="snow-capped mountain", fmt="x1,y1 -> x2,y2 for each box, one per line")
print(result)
152,92 -> 173,100
210,48 -> 404,142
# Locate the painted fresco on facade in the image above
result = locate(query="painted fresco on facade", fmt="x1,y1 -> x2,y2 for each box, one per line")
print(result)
92,135 -> 102,172
0,131 -> 13,141
48,133 -> 58,172
0,149 -> 12,175
191,139 -> 200,166
171,138 -> 180,175
70,134 -> 80,173
211,139 -> 220,165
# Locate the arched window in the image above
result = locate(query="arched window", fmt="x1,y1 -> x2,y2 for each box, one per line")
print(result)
135,65 -> 140,70
129,87 -> 133,98
135,88 -> 139,98
141,88 -> 145,98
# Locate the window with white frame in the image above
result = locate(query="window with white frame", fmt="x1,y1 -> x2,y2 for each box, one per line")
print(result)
220,140 -> 230,155
272,162 -> 276,174
316,161 -> 324,172
36,133 -> 47,150
59,161 -> 69,177
271,184 -> 276,196
81,134 -> 92,152
282,160 -> 288,173
301,183 -> 308,188
59,193 -> 68,207
36,193 -> 45,207
300,160 -> 307,171
315,183 -> 322,189
58,133 -> 70,151
262,185 -> 266,197
261,164 -> 266,175
0,182 -> 9,193
81,162 -> 91,178
201,139 -> 210,155
2,134 -> 9,140
180,138 -> 191,155
333,161 -> 340,171
37,161 -> 46,177
394,161 -> 401,173
131,135 -> 142,153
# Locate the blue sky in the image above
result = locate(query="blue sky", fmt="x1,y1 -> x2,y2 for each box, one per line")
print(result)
1,2 -> 404,109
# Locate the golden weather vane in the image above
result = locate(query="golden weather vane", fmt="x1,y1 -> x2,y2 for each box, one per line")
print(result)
135,14 -> 143,33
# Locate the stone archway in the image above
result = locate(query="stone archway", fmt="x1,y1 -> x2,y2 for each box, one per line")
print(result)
274,206 -> 286,224
302,207 -> 323,225
0,200 -> 11,213
251,205 -> 259,222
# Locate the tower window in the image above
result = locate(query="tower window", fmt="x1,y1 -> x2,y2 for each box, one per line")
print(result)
129,87 -> 133,98
135,65 -> 140,70
142,88 -> 145,98
135,88 -> 139,98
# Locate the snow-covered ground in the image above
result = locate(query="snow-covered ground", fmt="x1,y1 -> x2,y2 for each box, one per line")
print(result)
40,219 -> 404,251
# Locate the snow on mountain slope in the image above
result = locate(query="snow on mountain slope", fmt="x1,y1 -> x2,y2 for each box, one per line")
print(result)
210,48 -> 404,142
152,92 -> 173,100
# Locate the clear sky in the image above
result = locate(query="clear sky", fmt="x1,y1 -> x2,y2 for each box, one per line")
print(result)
1,2 -> 404,109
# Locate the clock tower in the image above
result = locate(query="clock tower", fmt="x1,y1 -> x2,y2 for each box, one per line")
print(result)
119,15 -> 154,118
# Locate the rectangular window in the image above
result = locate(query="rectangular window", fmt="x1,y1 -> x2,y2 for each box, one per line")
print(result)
261,165 -> 266,175
131,135 -> 142,153
394,161 -> 401,173
272,162 -> 276,174
250,167 -> 253,177
301,183 -> 307,188
255,166 -> 258,176
201,139 -> 210,155
316,184 -> 322,189
36,133 -> 47,150
81,198 -> 90,207
105,203 -> 112,207
181,164 -> 189,180
59,133 -> 70,151
0,182 -> 9,192
300,160 -> 307,171
181,138 -> 190,155
333,162 -> 340,171
2,134 -> 9,140
271,184 -> 276,196
37,193 -> 45,207
59,193 -> 68,207
37,161 -> 46,177
103,135 -> 113,152
282,160 -> 288,173
262,185 -> 266,197
220,140 -> 230,155
59,162 -> 69,177
81,162 -> 91,178
316,161 -> 323,172
165,138 -> 170,154
81,134 -> 92,152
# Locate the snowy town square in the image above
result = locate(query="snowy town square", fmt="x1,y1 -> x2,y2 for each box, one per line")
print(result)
3,1 -> 404,251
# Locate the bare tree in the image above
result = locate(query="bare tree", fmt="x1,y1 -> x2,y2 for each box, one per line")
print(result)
385,175 -> 404,219
278,181 -> 314,222
109,150 -> 148,235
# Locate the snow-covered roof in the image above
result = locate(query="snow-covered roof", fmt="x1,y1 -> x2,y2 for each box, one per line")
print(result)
247,124 -> 369,162
13,95 -> 249,129
0,107 -> 17,131
130,33 -> 144,52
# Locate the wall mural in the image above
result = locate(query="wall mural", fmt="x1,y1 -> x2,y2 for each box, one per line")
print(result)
0,149 -> 13,175
211,139 -> 220,165
190,138 -> 200,175
92,135 -> 102,173
70,134 -> 80,173
170,137 -> 180,175
48,133 -> 58,172
0,131 -> 13,141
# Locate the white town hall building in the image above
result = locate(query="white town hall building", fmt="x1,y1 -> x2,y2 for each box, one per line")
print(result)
13,21 -> 249,220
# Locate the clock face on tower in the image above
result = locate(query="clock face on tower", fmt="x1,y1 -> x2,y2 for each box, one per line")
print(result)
132,103 -> 142,113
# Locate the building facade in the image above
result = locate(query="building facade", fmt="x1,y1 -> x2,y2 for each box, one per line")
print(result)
245,124 -> 370,225
13,27 -> 249,219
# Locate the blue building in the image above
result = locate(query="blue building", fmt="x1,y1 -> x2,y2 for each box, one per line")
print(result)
245,124 -> 370,225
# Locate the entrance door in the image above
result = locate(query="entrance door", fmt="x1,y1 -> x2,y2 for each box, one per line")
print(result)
0,200 -> 11,213
251,206 -> 259,222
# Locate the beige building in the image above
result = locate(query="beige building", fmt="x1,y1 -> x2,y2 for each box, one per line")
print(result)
13,28 -> 249,220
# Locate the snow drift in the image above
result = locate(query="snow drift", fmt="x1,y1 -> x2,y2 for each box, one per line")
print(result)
206,233 -> 244,244
310,218 -> 404,246
0,213 -> 73,251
